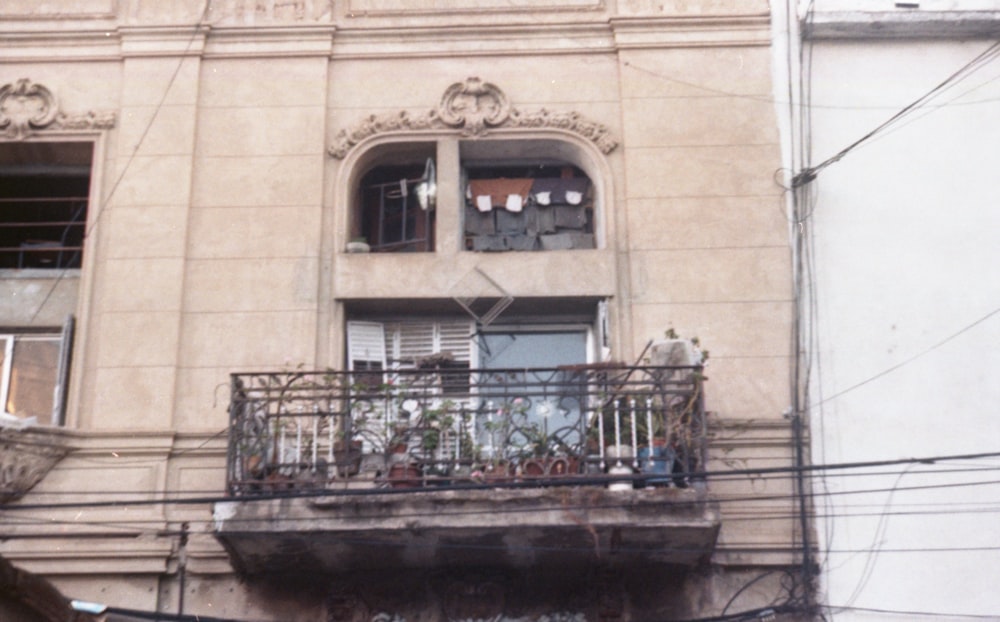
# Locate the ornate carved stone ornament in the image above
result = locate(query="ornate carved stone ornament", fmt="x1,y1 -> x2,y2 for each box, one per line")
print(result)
0,79 -> 116,141
206,0 -> 334,24
0,427 -> 71,504
329,77 -> 618,159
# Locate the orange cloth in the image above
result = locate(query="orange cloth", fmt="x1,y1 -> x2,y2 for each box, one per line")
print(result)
468,178 -> 534,209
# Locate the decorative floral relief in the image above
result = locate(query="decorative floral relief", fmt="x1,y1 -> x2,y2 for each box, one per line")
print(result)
438,77 -> 511,137
0,78 -> 117,140
329,77 -> 618,159
0,427 -> 70,504
206,0 -> 334,24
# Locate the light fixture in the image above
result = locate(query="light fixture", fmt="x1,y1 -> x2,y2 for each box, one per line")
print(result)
416,157 -> 436,211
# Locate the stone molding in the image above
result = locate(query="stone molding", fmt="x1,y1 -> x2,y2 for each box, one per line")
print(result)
805,10 -> 1000,40
0,78 -> 116,140
207,0 -> 335,25
0,426 -> 71,504
329,77 -> 618,159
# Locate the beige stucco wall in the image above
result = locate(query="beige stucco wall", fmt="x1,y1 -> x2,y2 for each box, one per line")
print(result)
0,1 -> 799,619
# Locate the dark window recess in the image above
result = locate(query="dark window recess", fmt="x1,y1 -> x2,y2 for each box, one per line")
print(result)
464,164 -> 594,252
350,360 -> 385,390
0,142 -> 92,270
359,161 -> 435,253
413,353 -> 471,396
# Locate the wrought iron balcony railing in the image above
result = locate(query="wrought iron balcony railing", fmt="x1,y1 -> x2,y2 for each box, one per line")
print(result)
225,364 -> 706,496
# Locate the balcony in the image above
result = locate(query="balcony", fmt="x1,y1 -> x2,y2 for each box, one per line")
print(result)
214,363 -> 720,576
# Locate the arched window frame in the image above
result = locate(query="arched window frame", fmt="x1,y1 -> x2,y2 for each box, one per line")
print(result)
329,78 -> 618,256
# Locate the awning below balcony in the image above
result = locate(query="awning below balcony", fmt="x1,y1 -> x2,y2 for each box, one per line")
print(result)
213,487 -> 720,576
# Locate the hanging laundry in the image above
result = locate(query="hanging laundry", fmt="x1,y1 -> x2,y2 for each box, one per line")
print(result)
530,177 -> 589,205
468,178 -> 534,211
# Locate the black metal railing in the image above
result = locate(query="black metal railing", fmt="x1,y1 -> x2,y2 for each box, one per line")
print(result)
225,364 -> 706,496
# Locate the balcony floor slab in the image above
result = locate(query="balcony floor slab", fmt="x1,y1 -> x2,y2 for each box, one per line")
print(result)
213,486 -> 720,576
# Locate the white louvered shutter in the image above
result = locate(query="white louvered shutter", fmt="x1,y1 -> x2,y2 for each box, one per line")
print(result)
394,321 -> 436,368
438,320 -> 474,364
346,321 -> 386,371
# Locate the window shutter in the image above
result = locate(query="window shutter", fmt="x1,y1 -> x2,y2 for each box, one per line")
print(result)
395,321 -> 436,366
596,299 -> 611,362
438,321 -> 474,363
0,336 -> 11,414
53,314 -> 75,426
346,321 -> 386,370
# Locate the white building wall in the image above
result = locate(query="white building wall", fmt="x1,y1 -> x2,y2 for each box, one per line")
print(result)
777,1 -> 1000,618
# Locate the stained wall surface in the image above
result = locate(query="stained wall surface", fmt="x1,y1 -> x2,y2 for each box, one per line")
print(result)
0,1 -> 798,619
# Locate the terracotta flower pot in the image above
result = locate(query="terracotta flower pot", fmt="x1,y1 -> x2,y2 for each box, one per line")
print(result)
388,463 -> 422,488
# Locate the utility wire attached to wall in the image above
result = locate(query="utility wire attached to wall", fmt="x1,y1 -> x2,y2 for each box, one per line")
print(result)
791,38 -> 1000,188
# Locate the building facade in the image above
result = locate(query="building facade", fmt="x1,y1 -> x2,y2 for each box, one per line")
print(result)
2,1 -> 806,620
778,0 -> 1000,618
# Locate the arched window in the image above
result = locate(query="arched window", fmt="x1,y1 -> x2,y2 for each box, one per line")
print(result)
334,78 -> 616,256
352,142 -> 437,253
348,137 -> 600,254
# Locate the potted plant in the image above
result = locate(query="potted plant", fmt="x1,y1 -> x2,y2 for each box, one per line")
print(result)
346,236 -> 370,253
332,436 -> 363,477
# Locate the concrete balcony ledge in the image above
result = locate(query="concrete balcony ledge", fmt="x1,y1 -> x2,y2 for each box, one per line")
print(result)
213,486 -> 720,576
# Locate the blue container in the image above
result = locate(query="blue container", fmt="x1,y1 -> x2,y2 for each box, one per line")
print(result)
637,444 -> 674,486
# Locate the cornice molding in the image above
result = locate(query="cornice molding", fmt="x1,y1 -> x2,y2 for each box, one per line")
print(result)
0,78 -> 116,141
118,24 -> 208,57
344,0 -> 603,18
331,21 -> 614,59
609,13 -> 772,48
805,10 -> 1000,40
329,77 -> 618,159
204,24 -> 336,58
0,12 -> 772,60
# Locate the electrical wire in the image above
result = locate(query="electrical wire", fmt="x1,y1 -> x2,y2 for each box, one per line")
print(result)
843,464 -> 914,608
8,480 -> 1000,534
810,303 -> 1000,408
720,570 -> 784,616
4,468 -> 1000,526
619,58 -> 1000,112
825,605 -> 1000,620
10,500 -> 1000,544
26,0 -> 212,323
12,461 -> 999,499
791,39 -> 1000,187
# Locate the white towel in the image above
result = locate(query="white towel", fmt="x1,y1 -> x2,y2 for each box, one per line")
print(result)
476,195 -> 492,212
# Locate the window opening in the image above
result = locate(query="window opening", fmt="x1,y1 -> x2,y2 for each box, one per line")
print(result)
463,162 -> 594,252
0,321 -> 74,427
0,142 -> 92,270
358,158 -> 435,253
348,319 -> 473,394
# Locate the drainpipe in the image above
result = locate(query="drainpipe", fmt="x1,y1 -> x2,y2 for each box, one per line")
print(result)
177,522 -> 189,616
